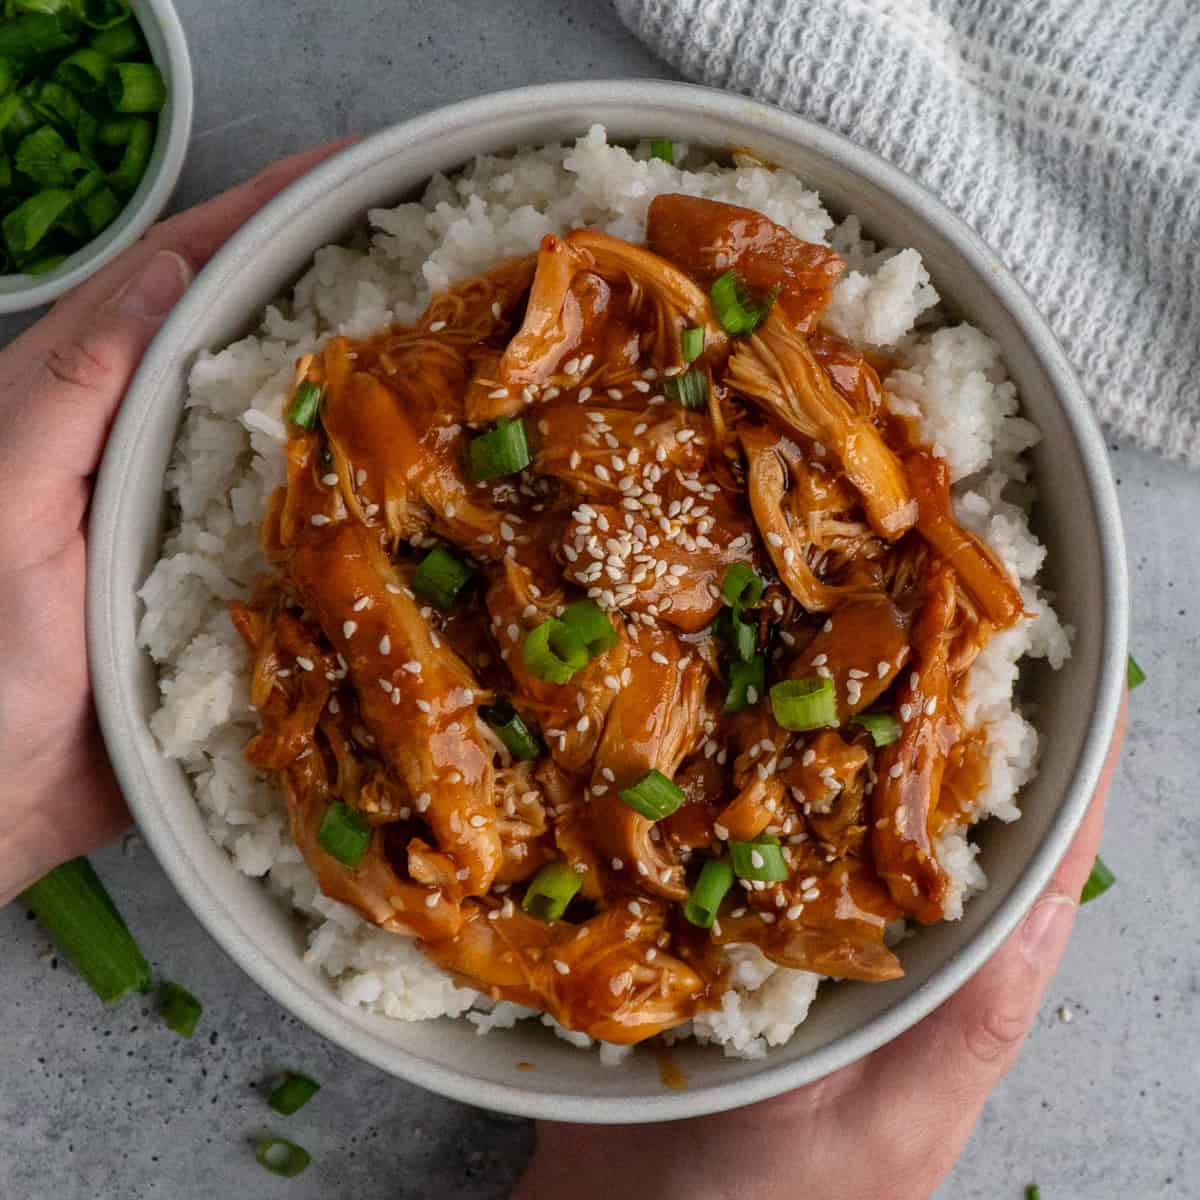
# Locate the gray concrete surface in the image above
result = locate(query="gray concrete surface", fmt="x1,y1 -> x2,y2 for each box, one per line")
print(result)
0,2 -> 1195,1197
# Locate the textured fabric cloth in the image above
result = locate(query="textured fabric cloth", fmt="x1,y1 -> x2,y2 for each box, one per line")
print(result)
614,0 -> 1200,465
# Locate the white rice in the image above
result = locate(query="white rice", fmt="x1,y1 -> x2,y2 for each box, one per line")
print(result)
138,127 -> 1068,1060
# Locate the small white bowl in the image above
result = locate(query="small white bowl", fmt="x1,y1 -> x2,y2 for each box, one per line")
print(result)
0,0 -> 193,313
88,81 -> 1127,1123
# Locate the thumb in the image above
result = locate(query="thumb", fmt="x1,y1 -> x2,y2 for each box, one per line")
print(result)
5,250 -> 191,485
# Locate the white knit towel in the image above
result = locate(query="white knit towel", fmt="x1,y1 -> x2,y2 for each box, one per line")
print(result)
615,0 -> 1200,465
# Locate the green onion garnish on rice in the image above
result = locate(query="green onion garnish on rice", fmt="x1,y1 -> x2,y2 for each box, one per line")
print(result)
316,801 -> 372,868
710,269 -> 778,335
20,857 -> 152,1004
649,137 -> 674,164
683,859 -> 734,929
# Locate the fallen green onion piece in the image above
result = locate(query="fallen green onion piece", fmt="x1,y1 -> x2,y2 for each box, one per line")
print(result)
851,711 -> 901,747
412,545 -> 475,611
522,617 -> 588,685
663,367 -> 708,410
521,861 -> 583,922
561,598 -> 618,657
108,115 -> 152,195
3,187 -> 72,257
480,699 -> 544,761
20,858 -> 152,1004
721,563 -> 764,611
730,835 -> 789,883
107,60 -> 165,113
53,46 -> 112,93
1026,1187 -> 1041,1200
1126,654 -> 1145,690
467,416 -> 531,481
618,768 -> 684,821
681,325 -> 704,363
256,1138 -> 311,1179
268,1072 -> 321,1116
649,137 -> 674,164
159,981 -> 202,1039
724,653 -> 765,712
683,859 -> 734,929
1080,855 -> 1115,904
285,379 -> 322,429
710,269 -> 777,335
89,19 -> 141,60
316,801 -> 372,868
770,676 -> 836,731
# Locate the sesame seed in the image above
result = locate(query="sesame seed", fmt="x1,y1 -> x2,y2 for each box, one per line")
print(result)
714,823 -> 729,841
750,850 -> 765,869
802,887 -> 820,902
553,959 -> 571,976
309,513 -> 330,526
469,814 -> 487,828
878,660 -> 890,678
759,912 -> 776,925
429,320 -> 447,332
343,620 -> 358,638
925,696 -> 938,715
378,635 -> 391,655
355,469 -> 367,487
766,531 -> 784,548
402,660 -> 422,674
386,582 -> 403,594
294,656 -> 314,672
889,762 -> 904,778
425,892 -> 440,908
783,547 -> 796,565
416,698 -> 431,714
578,386 -> 593,402
746,686 -> 759,704
811,653 -> 828,666
417,792 -> 431,812
651,650 -> 670,666
910,671 -> 920,690
900,703 -> 913,721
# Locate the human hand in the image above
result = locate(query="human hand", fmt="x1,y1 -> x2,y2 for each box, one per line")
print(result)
0,142 -> 350,906
515,702 -> 1125,1200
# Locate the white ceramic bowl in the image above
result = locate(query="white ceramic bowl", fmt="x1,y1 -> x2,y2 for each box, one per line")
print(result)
87,81 -> 1127,1123
0,0 -> 193,313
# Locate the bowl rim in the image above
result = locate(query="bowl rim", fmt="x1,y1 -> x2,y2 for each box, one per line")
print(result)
0,0 -> 194,313
87,78 -> 1128,1123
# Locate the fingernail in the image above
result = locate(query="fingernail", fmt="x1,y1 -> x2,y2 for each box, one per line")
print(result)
1020,895 -> 1076,968
115,250 -> 192,318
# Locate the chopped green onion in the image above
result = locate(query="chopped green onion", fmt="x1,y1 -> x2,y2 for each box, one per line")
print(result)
649,137 -> 674,164
97,112 -> 139,146
108,115 -> 152,195
20,858 -> 152,1004
3,188 -> 72,258
0,14 -> 75,74
316,801 -> 372,868
0,94 -> 22,136
721,563 -> 764,611
15,125 -> 82,186
681,326 -> 704,363
53,46 -> 112,93
23,251 -> 66,275
683,859 -> 734,929
770,677 -> 837,731
618,768 -> 684,821
467,417 -> 531,481
285,379 -> 322,429
31,81 -> 83,135
159,981 -> 202,1039
268,1072 -> 321,1116
715,608 -> 757,663
107,60 -> 165,114
663,367 -> 708,410
81,184 -> 120,234
75,109 -> 99,157
724,653 -> 765,712
0,153 -> 11,191
710,269 -> 778,335
256,1138 -> 311,1179
89,19 -> 142,60
480,699 -> 544,761
81,0 -> 135,29
0,58 -> 15,99
850,711 -> 901,747
521,861 -> 583,922
1126,654 -> 1145,690
561,599 -> 618,657
3,99 -> 41,145
522,617 -> 588,685
1080,855 -> 1115,904
730,835 -> 789,882
411,546 -> 475,611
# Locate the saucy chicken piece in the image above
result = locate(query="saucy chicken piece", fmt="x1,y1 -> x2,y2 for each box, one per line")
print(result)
646,194 -> 846,332
727,308 -> 917,540
905,450 -> 1025,630
870,563 -> 959,923
588,626 -> 710,900
425,901 -> 714,1044
786,595 -> 913,717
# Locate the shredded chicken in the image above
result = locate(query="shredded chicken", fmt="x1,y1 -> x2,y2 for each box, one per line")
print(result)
233,192 -> 1026,1043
